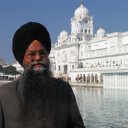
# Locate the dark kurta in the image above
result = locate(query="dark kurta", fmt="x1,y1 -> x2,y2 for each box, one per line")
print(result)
0,78 -> 85,128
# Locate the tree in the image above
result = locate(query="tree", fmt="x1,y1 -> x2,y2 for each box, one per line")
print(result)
0,65 -> 3,73
3,65 -> 21,75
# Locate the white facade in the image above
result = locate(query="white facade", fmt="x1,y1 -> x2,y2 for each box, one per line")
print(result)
49,3 -> 128,89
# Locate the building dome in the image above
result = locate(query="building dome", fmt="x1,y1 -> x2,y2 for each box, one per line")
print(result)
59,30 -> 68,39
74,4 -> 88,20
57,30 -> 69,44
96,27 -> 105,37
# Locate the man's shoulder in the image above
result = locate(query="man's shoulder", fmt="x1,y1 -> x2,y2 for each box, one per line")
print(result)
0,79 -> 19,96
53,77 -> 72,89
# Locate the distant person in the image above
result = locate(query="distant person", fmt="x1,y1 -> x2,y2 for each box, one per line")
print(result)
0,22 -> 85,128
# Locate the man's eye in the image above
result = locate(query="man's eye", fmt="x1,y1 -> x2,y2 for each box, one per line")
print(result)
39,51 -> 47,55
28,52 -> 36,56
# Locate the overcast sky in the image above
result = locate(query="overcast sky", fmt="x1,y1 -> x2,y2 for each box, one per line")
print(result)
0,0 -> 128,64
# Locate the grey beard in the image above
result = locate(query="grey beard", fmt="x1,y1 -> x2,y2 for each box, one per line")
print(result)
18,59 -> 53,109
17,71 -> 55,126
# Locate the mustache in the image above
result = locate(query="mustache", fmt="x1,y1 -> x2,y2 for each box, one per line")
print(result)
31,61 -> 46,67
30,58 -> 49,68
24,58 -> 50,74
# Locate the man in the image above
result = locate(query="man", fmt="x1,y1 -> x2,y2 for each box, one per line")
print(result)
0,22 -> 86,128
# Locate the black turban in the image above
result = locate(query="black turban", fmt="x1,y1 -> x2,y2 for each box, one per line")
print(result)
12,21 -> 51,66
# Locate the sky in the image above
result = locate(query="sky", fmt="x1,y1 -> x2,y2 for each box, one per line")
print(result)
0,0 -> 128,64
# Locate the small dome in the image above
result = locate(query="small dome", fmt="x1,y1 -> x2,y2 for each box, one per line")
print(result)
74,4 -> 88,19
96,27 -> 105,37
60,30 -> 68,38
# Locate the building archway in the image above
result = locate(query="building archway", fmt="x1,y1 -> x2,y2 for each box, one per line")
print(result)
100,73 -> 103,83
83,74 -> 86,82
95,73 -> 98,83
87,74 -> 90,83
91,74 -> 94,83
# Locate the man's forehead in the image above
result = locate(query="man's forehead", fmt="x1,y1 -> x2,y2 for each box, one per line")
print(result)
26,40 -> 46,50
27,49 -> 47,52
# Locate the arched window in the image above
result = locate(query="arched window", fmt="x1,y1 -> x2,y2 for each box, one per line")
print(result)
78,62 -> 83,68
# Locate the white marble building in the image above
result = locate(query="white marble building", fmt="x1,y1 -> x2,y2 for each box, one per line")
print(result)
49,3 -> 128,89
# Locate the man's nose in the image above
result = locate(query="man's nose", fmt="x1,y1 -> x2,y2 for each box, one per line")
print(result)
34,53 -> 42,60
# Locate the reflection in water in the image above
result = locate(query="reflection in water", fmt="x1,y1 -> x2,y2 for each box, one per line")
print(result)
72,87 -> 128,128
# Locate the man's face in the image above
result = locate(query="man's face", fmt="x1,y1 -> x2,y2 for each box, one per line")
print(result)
23,40 -> 49,73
